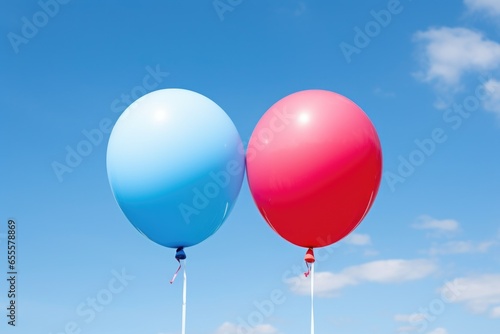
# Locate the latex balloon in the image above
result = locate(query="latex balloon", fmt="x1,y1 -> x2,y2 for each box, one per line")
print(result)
246,90 -> 382,248
107,88 -> 245,248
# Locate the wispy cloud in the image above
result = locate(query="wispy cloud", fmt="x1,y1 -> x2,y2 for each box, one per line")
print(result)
439,274 -> 500,317
286,259 -> 436,297
464,0 -> 500,17
426,240 -> 496,255
215,322 -> 278,334
396,325 -> 418,333
394,313 -> 425,323
363,249 -> 380,257
343,233 -> 372,246
412,215 -> 460,236
413,27 -> 500,87
491,306 -> 500,318
427,328 -> 448,334
394,313 -> 426,332
414,216 -> 499,255
394,314 -> 413,322
482,78 -> 500,116
343,259 -> 436,283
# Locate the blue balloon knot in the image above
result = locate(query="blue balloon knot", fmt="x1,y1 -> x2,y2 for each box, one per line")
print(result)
175,247 -> 186,260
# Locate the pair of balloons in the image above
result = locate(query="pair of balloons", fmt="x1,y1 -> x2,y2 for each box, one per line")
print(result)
106,89 -> 382,253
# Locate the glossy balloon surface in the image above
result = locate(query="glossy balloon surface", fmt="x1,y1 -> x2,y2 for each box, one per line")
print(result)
246,90 -> 382,248
107,89 -> 245,248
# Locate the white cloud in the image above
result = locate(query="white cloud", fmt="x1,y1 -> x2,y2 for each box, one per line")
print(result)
439,274 -> 500,317
394,314 -> 411,322
287,271 -> 357,298
414,216 -> 498,255
427,240 -> 496,255
414,27 -> 500,87
491,306 -> 500,318
394,314 -> 410,322
286,259 -> 436,297
344,259 -> 436,283
465,0 -> 500,16
344,233 -> 372,246
412,215 -> 460,235
394,313 -> 427,333
394,313 -> 425,323
363,249 -> 380,257
214,322 -> 278,334
427,328 -> 448,334
482,78 -> 500,116
397,325 -> 418,333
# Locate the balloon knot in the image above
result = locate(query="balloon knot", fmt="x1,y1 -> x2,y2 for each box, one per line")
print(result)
304,248 -> 315,263
304,248 -> 315,277
175,247 -> 187,260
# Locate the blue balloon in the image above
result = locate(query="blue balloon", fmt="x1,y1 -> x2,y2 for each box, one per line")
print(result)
107,89 -> 245,248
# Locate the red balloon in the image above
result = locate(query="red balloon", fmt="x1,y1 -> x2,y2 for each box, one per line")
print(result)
246,90 -> 382,248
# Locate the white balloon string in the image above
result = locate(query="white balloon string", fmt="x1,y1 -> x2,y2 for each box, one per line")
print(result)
182,260 -> 187,334
311,262 -> 315,334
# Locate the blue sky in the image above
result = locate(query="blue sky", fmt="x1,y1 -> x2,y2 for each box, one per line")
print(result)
1,0 -> 500,333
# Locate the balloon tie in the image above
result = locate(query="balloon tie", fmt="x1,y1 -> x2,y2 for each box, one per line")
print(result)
170,247 -> 186,284
304,248 -> 315,277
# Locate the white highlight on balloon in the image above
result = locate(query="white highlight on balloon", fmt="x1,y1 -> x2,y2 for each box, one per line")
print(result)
298,112 -> 310,124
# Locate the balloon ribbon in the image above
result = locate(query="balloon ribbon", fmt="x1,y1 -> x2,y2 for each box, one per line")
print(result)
170,247 -> 186,284
181,260 -> 187,334
304,248 -> 315,334
310,261 -> 315,334
170,248 -> 187,334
